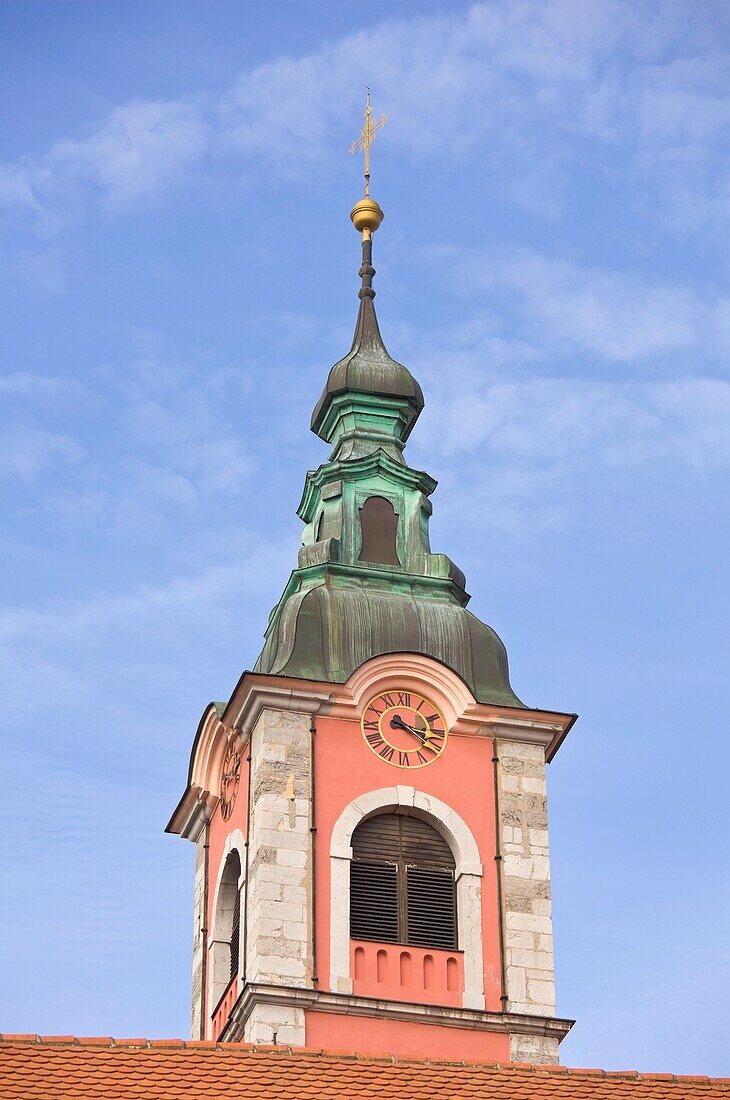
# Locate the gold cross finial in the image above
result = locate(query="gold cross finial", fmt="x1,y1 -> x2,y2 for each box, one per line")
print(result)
349,87 -> 387,198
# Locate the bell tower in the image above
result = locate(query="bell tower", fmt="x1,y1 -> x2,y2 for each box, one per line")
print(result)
167,98 -> 575,1065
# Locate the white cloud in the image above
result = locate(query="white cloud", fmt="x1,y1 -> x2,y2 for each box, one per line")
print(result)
0,548 -> 283,647
58,99 -> 208,211
408,366 -> 730,539
0,372 -> 88,402
0,99 -> 207,234
4,338 -> 257,537
0,427 -> 84,481
431,373 -> 730,472
447,245 -> 721,362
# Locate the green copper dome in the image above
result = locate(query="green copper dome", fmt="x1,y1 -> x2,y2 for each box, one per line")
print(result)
311,238 -> 423,452
310,291 -> 424,444
255,576 -> 522,708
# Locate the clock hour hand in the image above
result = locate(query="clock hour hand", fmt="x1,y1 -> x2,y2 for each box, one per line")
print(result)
390,713 -> 436,747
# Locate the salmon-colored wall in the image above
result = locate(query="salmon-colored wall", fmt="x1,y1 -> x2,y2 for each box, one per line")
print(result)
312,715 -> 503,1011
305,1010 -> 510,1062
206,751 -> 249,942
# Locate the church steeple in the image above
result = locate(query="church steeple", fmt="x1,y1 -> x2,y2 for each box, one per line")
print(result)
168,100 -> 575,1068
255,96 -> 521,707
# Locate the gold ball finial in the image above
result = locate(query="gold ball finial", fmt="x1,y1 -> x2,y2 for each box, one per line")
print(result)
350,196 -> 384,235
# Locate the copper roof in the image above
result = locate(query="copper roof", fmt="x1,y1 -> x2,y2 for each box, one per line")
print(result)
0,1037 -> 727,1100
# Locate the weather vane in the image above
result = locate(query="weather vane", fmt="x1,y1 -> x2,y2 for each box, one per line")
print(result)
349,87 -> 387,199
349,88 -> 387,241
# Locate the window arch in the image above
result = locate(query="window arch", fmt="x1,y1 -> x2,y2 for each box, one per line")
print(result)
209,849 -> 242,1011
350,813 -> 457,950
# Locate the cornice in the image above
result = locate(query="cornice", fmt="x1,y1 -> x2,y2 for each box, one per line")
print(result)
298,449 -> 437,522
221,983 -> 574,1044
165,786 -> 213,840
231,682 -> 333,737
167,662 -> 576,840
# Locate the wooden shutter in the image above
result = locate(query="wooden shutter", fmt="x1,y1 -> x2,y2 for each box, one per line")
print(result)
406,866 -> 457,949
350,861 -> 398,942
399,816 -> 455,870
229,887 -> 240,982
352,814 -> 402,861
350,813 -> 457,949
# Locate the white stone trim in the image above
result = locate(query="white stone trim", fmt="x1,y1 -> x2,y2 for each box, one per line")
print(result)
209,828 -> 246,930
329,786 -> 485,1009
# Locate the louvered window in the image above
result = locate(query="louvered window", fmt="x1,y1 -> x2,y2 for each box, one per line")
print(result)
350,813 -> 457,950
229,883 -> 241,982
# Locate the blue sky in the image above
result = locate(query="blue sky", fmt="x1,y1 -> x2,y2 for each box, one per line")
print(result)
1,0 -> 729,1076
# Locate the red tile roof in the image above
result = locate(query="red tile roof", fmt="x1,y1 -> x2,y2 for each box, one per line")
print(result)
0,1036 -> 727,1100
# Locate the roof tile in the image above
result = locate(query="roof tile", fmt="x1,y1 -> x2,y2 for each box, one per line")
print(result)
0,1037 -> 727,1100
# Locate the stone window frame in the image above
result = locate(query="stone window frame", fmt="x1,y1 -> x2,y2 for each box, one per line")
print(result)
208,828 -> 246,1022
329,786 -> 485,1010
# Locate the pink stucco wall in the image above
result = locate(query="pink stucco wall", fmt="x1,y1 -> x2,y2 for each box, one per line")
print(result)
305,1010 -> 510,1062
206,751 -> 249,936
312,714 -> 503,1012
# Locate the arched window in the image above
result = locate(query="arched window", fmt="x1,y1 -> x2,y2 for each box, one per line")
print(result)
210,849 -> 242,1009
358,496 -> 400,567
350,813 -> 456,950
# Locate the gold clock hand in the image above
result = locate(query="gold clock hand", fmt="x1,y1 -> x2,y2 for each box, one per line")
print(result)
390,714 -> 423,737
392,713 -> 435,736
390,714 -> 438,750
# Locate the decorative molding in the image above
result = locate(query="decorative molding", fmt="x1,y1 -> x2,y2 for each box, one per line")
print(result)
233,686 -> 332,739
171,788 -> 213,842
319,653 -> 575,759
221,982 -> 574,1045
167,665 -> 576,840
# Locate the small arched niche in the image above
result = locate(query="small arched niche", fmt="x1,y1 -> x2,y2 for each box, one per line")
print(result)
358,495 -> 400,567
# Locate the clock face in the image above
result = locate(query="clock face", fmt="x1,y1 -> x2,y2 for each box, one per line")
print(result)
361,690 -> 448,769
220,742 -> 241,821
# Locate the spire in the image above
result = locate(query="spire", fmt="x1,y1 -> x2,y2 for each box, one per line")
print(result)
310,93 -> 423,456
347,90 -> 387,357
255,97 -> 523,711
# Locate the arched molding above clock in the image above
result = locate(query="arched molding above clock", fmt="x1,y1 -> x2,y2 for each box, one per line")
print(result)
188,704 -> 228,798
344,652 -> 477,732
186,704 -> 250,809
329,786 -> 485,1011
